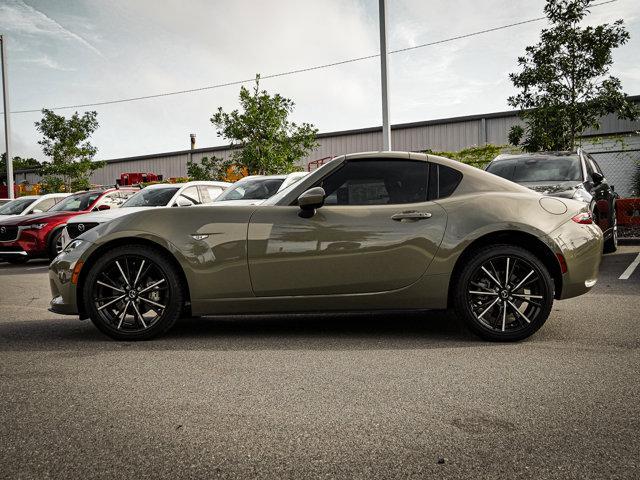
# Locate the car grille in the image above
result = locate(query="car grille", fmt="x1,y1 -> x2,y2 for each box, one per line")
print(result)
67,222 -> 99,239
0,225 -> 19,242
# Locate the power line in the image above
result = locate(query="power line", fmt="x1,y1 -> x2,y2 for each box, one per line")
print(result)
5,0 -> 619,115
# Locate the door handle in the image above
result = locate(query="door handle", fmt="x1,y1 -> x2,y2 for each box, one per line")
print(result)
391,211 -> 432,221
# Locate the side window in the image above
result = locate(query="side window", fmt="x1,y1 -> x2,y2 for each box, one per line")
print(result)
118,190 -> 138,203
33,198 -> 56,212
180,186 -> 201,205
438,164 -> 463,198
96,192 -> 123,209
428,163 -> 463,200
315,159 -> 429,206
197,186 -> 212,204
205,186 -> 223,202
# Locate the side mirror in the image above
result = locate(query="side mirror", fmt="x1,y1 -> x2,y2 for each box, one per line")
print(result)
297,187 -> 325,218
30,209 -> 43,214
591,172 -> 604,184
97,204 -> 111,211
176,196 -> 193,207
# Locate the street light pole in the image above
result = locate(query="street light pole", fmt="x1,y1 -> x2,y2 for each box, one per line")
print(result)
0,35 -> 14,199
378,0 -> 391,151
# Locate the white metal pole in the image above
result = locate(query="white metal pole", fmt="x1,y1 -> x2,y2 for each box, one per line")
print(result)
1,35 -> 14,199
378,0 -> 392,151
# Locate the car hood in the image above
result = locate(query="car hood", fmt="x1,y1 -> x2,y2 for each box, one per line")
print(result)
0,214 -> 18,219
212,199 -> 266,206
519,181 -> 583,198
0,210 -> 88,226
67,207 -> 153,224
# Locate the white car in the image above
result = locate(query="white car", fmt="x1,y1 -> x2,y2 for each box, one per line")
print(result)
0,193 -> 70,219
213,172 -> 308,206
61,181 -> 230,247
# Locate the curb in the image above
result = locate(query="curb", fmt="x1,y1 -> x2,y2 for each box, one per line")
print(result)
619,238 -> 640,246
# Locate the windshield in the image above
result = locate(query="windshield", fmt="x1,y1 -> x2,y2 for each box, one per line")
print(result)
49,191 -> 102,212
487,156 -> 582,183
0,197 -> 36,215
122,187 -> 179,207
216,178 -> 285,201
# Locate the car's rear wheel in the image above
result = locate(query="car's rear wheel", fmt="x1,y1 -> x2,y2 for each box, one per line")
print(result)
603,207 -> 618,254
453,245 -> 554,341
82,245 -> 184,340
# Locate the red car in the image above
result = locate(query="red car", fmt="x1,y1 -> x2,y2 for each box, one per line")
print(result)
0,188 -> 138,264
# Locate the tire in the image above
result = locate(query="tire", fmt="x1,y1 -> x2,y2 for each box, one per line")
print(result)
603,206 -> 618,254
452,244 -> 554,342
48,228 -> 65,260
82,245 -> 184,340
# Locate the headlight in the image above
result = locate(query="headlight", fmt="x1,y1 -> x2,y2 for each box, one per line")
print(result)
63,239 -> 85,253
572,187 -> 592,203
24,223 -> 47,230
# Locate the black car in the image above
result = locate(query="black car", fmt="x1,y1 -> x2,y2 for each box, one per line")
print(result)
485,149 -> 618,253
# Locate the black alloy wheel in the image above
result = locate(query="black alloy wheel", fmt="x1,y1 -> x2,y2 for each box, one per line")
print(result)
83,245 -> 184,340
454,245 -> 554,341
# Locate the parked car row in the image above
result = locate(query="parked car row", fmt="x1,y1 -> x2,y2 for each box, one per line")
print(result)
0,172 -> 308,264
1,153 -> 608,342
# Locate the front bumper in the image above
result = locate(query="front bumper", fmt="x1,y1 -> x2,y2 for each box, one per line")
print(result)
48,242 -> 91,316
550,219 -> 603,300
0,228 -> 48,259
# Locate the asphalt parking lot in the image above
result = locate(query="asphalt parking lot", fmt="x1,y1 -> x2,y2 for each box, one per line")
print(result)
0,247 -> 638,480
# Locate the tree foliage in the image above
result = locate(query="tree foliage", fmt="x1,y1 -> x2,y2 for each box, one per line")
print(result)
508,0 -> 638,151
211,75 -> 319,175
186,155 -> 230,181
424,144 -> 512,169
0,153 -> 42,173
35,109 -> 105,191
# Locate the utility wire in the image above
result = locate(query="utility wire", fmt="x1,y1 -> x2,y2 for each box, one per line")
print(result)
5,0 -> 619,114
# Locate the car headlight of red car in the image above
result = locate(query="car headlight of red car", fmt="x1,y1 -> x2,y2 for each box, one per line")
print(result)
24,223 -> 48,230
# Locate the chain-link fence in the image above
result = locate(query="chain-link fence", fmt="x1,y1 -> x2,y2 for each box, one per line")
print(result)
586,146 -> 640,239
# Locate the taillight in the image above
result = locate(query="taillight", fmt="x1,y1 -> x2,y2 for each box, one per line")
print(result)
571,211 -> 593,224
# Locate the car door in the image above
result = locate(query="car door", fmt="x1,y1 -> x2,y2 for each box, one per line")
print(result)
247,158 -> 447,297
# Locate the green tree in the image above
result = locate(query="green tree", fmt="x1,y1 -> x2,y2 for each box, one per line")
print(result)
0,153 -> 42,172
424,144 -> 514,169
211,75 -> 319,175
35,109 -> 105,191
508,0 -> 638,151
186,155 -> 229,181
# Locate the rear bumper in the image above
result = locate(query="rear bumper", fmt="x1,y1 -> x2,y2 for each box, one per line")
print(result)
550,220 -> 603,299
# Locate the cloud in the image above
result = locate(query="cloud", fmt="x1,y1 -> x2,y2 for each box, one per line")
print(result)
17,55 -> 75,71
0,0 -> 104,58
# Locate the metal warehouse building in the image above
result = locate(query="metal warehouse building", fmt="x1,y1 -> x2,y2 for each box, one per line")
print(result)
13,97 -> 640,197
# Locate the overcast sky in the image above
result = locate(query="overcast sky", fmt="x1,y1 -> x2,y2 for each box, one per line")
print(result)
0,0 -> 638,161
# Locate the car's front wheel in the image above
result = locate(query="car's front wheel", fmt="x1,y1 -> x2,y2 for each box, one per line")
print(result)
48,228 -> 65,260
452,245 -> 554,341
82,245 -> 184,340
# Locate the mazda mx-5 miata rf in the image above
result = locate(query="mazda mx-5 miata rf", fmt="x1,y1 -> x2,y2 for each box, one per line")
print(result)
49,152 -> 603,341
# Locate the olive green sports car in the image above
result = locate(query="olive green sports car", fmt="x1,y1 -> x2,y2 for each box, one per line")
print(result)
49,152 -> 603,341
